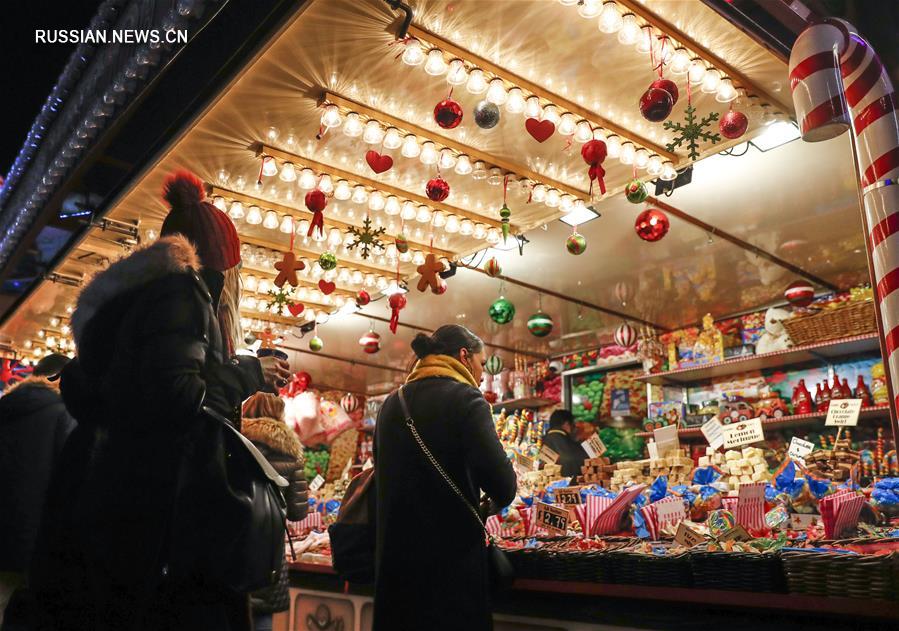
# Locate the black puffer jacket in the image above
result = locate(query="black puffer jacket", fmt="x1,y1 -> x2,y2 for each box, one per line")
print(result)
30,236 -> 264,631
0,377 -> 75,573
242,416 -> 308,613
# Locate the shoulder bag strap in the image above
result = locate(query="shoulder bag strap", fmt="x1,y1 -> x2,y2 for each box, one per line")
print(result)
397,386 -> 489,537
202,404 -> 288,488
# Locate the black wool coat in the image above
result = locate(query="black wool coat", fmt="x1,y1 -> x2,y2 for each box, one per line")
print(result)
0,378 -> 75,572
373,377 -> 516,631
542,429 -> 589,478
30,236 -> 264,631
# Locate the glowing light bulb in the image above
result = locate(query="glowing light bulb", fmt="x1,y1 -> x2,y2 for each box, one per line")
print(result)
701,68 -> 721,93
525,96 -> 541,118
297,219 -> 310,235
619,142 -> 636,164
454,154 -> 473,175
328,227 -> 343,246
363,120 -> 385,144
369,191 -> 385,211
670,48 -> 690,74
636,26 -> 653,54
618,13 -> 640,44
419,141 -> 438,165
279,215 -> 293,233
438,148 -> 456,170
321,104 -> 342,128
560,195 -> 575,213
246,205 -> 263,225
401,202 -> 417,221
598,1 -> 623,32
541,104 -> 561,125
402,38 -> 424,65
545,189 -> 561,207
606,134 -> 622,157
506,87 -> 525,113
661,161 -> 677,181
213,196 -> 226,211
444,215 -> 460,233
386,243 -> 397,259
634,148 -> 649,169
278,162 -> 297,182
486,78 -> 508,105
416,206 -> 432,223
473,223 -> 487,239
261,156 -> 277,177
339,114 -> 362,139
486,228 -> 500,244
318,174 -> 333,194
352,185 -> 368,204
299,168 -> 316,189
446,59 -> 468,85
531,184 -> 547,202
385,196 -> 401,216
352,270 -> 363,285
391,200 -> 409,218
258,277 -> 271,295
432,210 -> 446,227
688,59 -> 707,85
424,49 -> 447,75
578,0 -> 601,18
377,276 -> 389,290
472,161 -> 487,180
399,250 -> 413,263
466,68 -> 488,94
558,112 -> 577,135
228,201 -> 245,219
488,167 -> 503,186
401,134 -> 421,158
575,120 -> 594,143
715,77 -> 737,102
262,210 -> 279,230
382,126 -> 402,149
244,275 -> 258,292
647,154 -> 663,175
334,179 -> 351,200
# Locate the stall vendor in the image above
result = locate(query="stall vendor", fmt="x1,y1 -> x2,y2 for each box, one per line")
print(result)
543,409 -> 589,478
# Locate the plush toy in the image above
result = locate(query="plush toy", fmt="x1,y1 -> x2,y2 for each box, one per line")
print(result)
755,307 -> 793,355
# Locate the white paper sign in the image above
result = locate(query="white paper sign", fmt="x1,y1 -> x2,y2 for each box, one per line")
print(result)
701,417 -> 725,451
655,499 -> 687,527
647,441 -> 659,460
825,399 -> 862,427
653,424 -> 680,455
309,474 -> 325,492
581,434 -> 607,459
722,418 -> 765,449
362,458 -> 374,471
788,437 -> 815,464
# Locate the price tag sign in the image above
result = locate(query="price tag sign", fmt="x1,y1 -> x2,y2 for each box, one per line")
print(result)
309,474 -> 325,493
653,424 -> 680,456
790,513 -> 818,529
535,501 -> 570,536
701,417 -> 725,451
555,487 -> 583,506
825,399 -> 862,427
722,418 -> 765,449
719,524 -> 752,542
581,434 -> 607,458
515,452 -> 539,472
362,458 -> 374,471
674,522 -> 705,548
538,444 -> 560,465
788,437 -> 815,464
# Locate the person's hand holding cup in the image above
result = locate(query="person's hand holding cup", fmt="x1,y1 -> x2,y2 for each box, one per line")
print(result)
257,348 -> 291,390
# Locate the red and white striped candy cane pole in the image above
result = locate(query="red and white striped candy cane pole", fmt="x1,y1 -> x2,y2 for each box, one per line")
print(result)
790,18 -> 899,438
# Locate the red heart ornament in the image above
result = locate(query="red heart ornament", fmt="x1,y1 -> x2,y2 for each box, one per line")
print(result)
287,302 -> 305,317
318,279 -> 336,295
525,118 -> 555,143
365,150 -> 393,174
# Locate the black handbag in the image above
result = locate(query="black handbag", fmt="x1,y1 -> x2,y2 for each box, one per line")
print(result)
397,387 -> 515,595
329,467 -> 376,583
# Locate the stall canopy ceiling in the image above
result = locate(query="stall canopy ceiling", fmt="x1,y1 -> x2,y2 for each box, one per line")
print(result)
1,0 -> 868,394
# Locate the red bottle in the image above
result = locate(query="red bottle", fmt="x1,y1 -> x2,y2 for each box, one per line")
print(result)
821,380 -> 831,405
814,383 -> 824,411
791,386 -> 799,413
795,379 -> 813,414
854,375 -> 873,407
840,378 -> 852,399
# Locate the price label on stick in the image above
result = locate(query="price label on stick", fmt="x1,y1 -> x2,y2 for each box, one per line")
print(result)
674,522 -> 705,548
653,424 -> 680,455
538,444 -> 560,465
722,418 -> 765,449
515,451 -> 538,472
581,434 -> 607,458
555,487 -> 583,506
362,458 -> 374,471
535,501 -> 570,536
788,437 -> 815,464
825,399 -> 862,427
701,417 -> 725,451
309,474 -> 325,493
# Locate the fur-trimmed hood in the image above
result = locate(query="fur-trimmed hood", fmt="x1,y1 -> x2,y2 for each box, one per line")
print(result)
0,377 -> 62,423
242,416 -> 303,460
71,235 -> 201,346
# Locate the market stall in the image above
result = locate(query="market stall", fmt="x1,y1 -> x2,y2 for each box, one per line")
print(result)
2,0 -> 899,629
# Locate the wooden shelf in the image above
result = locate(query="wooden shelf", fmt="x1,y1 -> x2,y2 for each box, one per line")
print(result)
635,404 -> 892,438
493,397 -> 556,411
637,334 -> 881,385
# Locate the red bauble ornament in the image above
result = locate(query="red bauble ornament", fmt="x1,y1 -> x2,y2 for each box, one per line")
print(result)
581,139 -> 607,166
634,208 -> 670,242
639,87 -> 674,122
388,292 -> 407,334
719,109 -> 749,139
426,176 -> 450,202
305,189 -> 327,213
650,78 -> 679,105
784,280 -> 815,307
356,290 -> 371,307
434,98 -> 463,129
359,330 -> 381,354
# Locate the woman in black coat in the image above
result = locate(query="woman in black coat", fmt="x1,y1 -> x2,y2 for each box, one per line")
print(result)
373,325 -> 517,631
31,173 -> 274,631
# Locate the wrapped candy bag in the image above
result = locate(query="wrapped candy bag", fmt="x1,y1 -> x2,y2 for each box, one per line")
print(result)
689,467 -> 723,520
649,476 -> 668,503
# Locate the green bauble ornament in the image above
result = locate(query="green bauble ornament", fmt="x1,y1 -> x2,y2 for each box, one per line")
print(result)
318,252 -> 337,271
499,203 -> 511,241
566,232 -> 587,255
488,296 -> 515,325
625,178 -> 648,204
527,311 -> 554,337
484,354 -> 504,375
309,336 -> 324,352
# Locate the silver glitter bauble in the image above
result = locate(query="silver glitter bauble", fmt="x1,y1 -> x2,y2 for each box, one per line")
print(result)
473,100 -> 500,129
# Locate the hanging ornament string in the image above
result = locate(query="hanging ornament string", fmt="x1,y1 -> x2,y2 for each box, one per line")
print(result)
500,175 -> 512,242
257,155 -> 268,186
526,182 -> 533,204
315,102 -> 329,140
387,36 -> 414,60
655,35 -> 669,77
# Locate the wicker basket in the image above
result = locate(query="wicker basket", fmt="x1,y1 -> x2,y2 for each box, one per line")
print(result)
607,548 -> 693,587
781,300 -> 876,346
782,550 -> 899,600
690,550 -> 786,593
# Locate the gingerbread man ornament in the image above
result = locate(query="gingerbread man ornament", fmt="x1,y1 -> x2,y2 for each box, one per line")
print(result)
416,253 -> 447,294
273,251 -> 305,288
